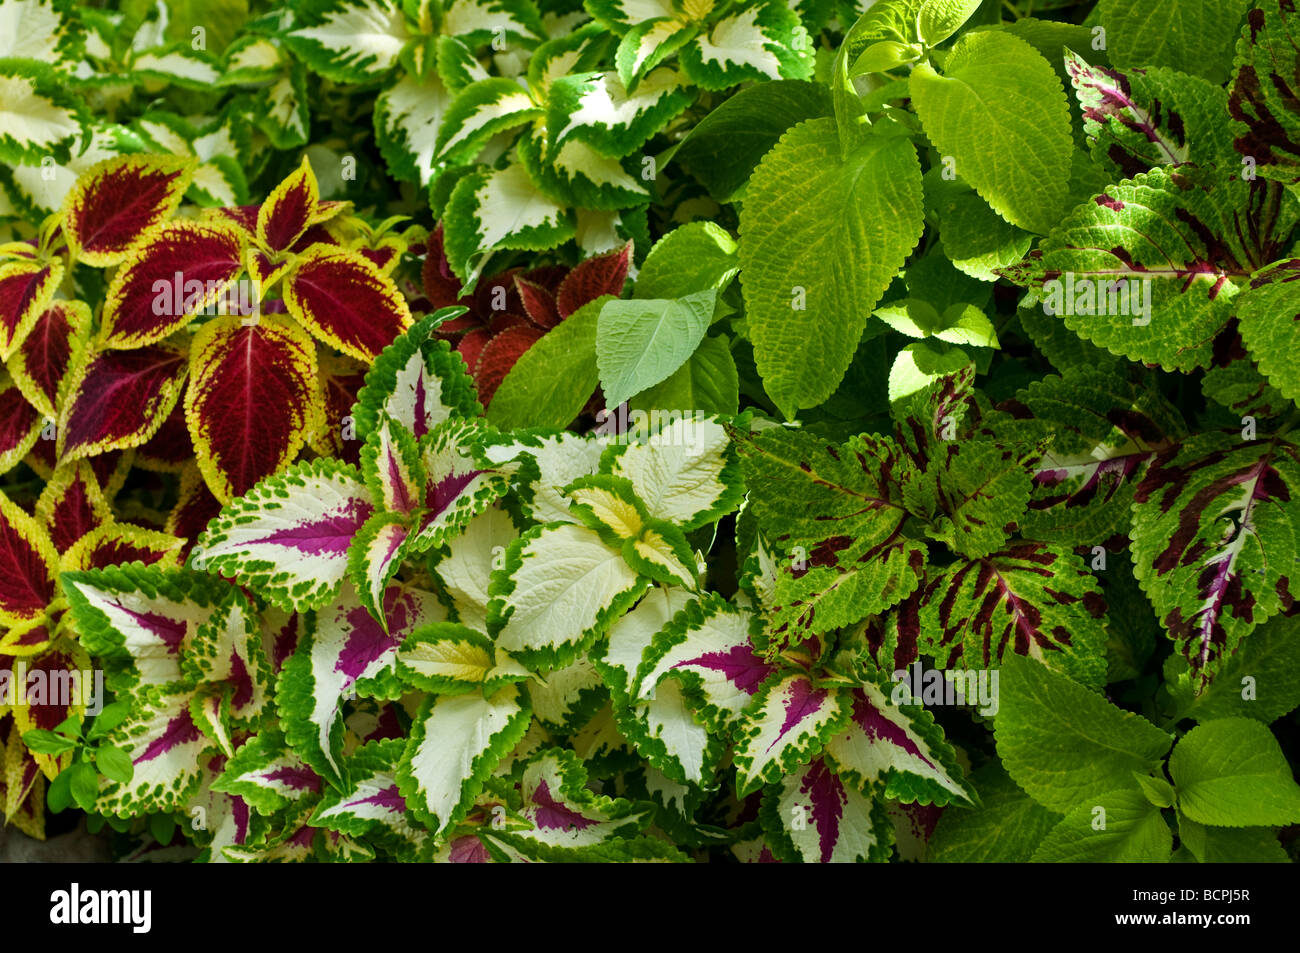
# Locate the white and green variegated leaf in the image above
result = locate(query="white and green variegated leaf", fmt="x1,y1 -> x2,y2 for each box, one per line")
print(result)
346,513 -> 413,626
544,134 -> 652,210
440,0 -> 546,43
131,46 -> 223,88
0,0 -> 75,66
584,0 -> 673,32
528,656 -> 606,732
397,683 -> 531,834
183,591 -> 274,727
621,520 -> 700,589
0,62 -> 83,165
733,671 -> 852,797
62,565 -> 231,693
285,0 -> 411,83
679,0 -> 814,91
635,593 -> 767,731
528,22 -> 610,97
487,522 -> 647,672
436,35 -> 490,91
376,72 -> 454,188
431,504 -> 519,631
212,728 -> 323,815
480,428 -> 608,525
546,68 -> 693,160
511,748 -> 650,849
435,77 -> 543,170
310,739 -> 427,859
395,622 -> 529,695
193,460 -> 374,612
412,417 -> 510,551
354,314 -> 481,441
759,756 -> 893,863
615,18 -> 695,90
188,758 -> 268,862
563,473 -> 649,544
594,584 -> 696,701
258,67 -> 311,149
278,581 -> 446,786
823,671 -> 975,807
443,161 -> 576,286
221,36 -> 286,84
613,676 -> 724,786
1,122 -> 132,216
604,413 -> 740,530
361,413 -> 424,516
95,686 -> 213,817
189,689 -> 236,758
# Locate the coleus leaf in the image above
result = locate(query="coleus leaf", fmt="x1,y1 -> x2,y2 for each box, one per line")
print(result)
61,564 -> 231,692
487,522 -> 648,672
57,339 -> 190,462
257,155 -> 318,254
61,155 -> 194,267
353,310 -> 482,441
99,219 -> 246,349
278,580 -> 445,786
1230,0 -> 1300,184
508,748 -> 650,850
1030,787 -> 1171,862
93,685 -> 213,816
0,488 -> 57,627
0,368 -> 42,475
376,73 -> 454,189
928,437 -> 1045,559
185,315 -> 320,503
739,118 -> 923,418
394,622 -> 528,697
183,592 -> 273,728
36,461 -> 110,552
1168,716 -> 1300,827
309,739 -> 427,860
360,413 -> 423,516
434,77 -> 542,170
918,542 -> 1110,689
479,428 -> 608,525
410,418 -> 510,552
527,656 -> 607,733
12,641 -> 92,778
283,247 -> 413,361
6,298 -> 88,420
192,459 -> 374,612
189,689 -> 235,758
596,585 -> 698,702
396,683 -> 532,834
1235,258 -> 1300,404
431,504 -> 519,632
346,512 -> 412,626
0,258 -> 61,361
211,727 -> 322,815
58,521 -> 184,573
284,0 -> 411,84
1131,431 -> 1300,684
0,61 -> 82,167
758,755 -> 893,863
613,672 -> 726,787
547,68 -> 694,160
1064,51 -> 1232,178
677,0 -> 814,91
732,671 -> 853,798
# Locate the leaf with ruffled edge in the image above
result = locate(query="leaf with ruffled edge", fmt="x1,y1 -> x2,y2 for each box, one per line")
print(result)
429,504 -> 519,631
0,258 -> 61,361
212,728 -> 323,815
310,739 -> 427,860
733,671 -> 852,798
183,591 -> 273,728
60,155 -> 194,267
479,428 -> 608,525
758,755 -> 893,863
6,298 -> 87,421
409,417 -> 510,552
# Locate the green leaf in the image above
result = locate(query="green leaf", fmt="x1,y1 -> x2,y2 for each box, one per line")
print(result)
627,334 -> 739,416
596,290 -> 717,409
994,653 -> 1174,813
68,759 -> 100,812
1235,258 -> 1300,405
47,767 -> 72,814
488,296 -> 608,429
148,812 -> 176,845
739,118 -> 924,418
1030,788 -> 1172,862
916,0 -> 982,46
927,763 -> 1063,862
633,221 -> 739,300
1134,772 -> 1176,809
1169,717 -> 1300,827
21,728 -> 77,755
1098,0 -> 1249,85
911,31 -> 1072,235
95,745 -> 135,784
1169,612 -> 1300,725
1178,817 -> 1289,863
86,701 -> 132,741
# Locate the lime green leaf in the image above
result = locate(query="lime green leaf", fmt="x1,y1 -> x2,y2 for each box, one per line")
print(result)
1030,788 -> 1172,862
1098,0 -> 1248,85
1169,717 -> 1300,827
928,763 -> 1062,862
1178,817 -> 1289,862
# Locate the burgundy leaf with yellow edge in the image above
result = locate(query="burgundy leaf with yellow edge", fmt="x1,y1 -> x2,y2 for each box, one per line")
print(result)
0,260 -> 62,361
99,220 -> 246,349
0,371 -> 42,476
13,642 -> 93,779
58,340 -> 190,462
257,156 -> 319,253
185,315 -> 319,503
61,155 -> 195,267
0,490 -> 58,626
8,299 -> 89,420
35,462 -> 110,553
136,405 -> 194,471
283,248 -> 412,360
166,466 -> 223,560
59,522 -> 185,572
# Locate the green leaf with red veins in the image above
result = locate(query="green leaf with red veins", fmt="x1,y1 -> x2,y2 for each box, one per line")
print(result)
734,427 -> 925,646
1132,431 -> 1300,686
1230,0 -> 1300,185
278,580 -> 446,787
1235,257 -> 1300,404
192,459 -> 375,612
732,670 -> 853,798
57,339 -> 190,462
918,542 -> 1110,689
929,437 -> 1045,560
758,755 -> 894,863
